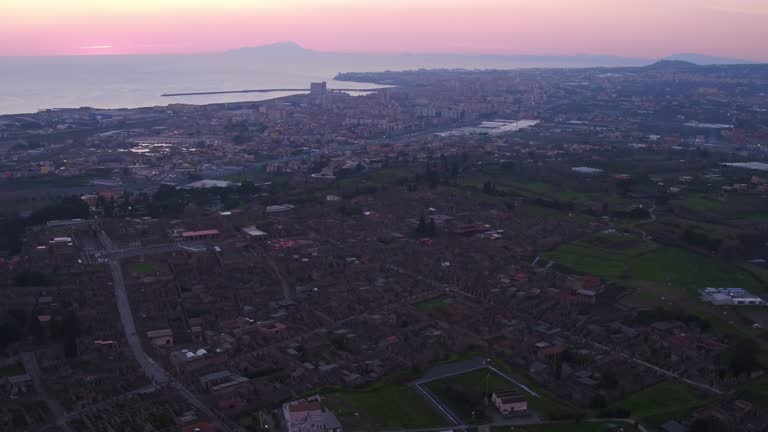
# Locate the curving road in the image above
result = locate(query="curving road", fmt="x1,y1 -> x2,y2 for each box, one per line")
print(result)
101,234 -> 233,431
109,259 -> 169,385
22,352 -> 74,432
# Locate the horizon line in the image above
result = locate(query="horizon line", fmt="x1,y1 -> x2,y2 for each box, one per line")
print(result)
0,42 -> 763,63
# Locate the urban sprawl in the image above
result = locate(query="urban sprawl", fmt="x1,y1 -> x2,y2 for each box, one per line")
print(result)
2,61 -> 768,432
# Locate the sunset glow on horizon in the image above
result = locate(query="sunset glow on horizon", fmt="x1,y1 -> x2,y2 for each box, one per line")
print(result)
1,0 -> 767,60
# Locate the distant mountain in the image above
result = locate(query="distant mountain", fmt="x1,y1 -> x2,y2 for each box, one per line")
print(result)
228,42 -> 314,55
222,43 -> 762,69
645,59 -> 700,70
224,44 -> 650,68
429,53 -> 650,68
663,53 -> 756,65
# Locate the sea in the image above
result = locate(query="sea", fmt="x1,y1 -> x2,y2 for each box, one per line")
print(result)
0,49 -> 653,116
0,53 -> 387,115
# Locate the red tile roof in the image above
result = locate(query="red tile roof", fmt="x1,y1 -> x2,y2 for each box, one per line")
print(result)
289,402 -> 322,413
182,229 -> 220,237
181,422 -> 217,432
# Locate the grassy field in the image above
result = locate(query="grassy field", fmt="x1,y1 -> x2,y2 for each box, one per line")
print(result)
629,247 -> 759,289
488,361 -> 584,420
740,374 -> 768,405
544,232 -> 656,281
679,194 -> 725,213
0,175 -> 94,191
415,297 -> 454,311
458,175 -> 603,204
334,167 -> 413,189
495,423 -> 638,432
425,369 -> 512,424
645,215 -> 740,241
611,381 -> 708,426
678,193 -> 768,222
546,233 -> 760,290
426,365 -> 582,423
323,372 -> 446,431
0,364 -> 25,376
130,262 -> 156,274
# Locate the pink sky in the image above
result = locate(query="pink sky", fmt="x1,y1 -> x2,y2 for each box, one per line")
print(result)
1,0 -> 767,60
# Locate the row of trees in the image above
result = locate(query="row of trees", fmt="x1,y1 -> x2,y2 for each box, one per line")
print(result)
0,196 -> 90,255
422,153 -> 470,188
0,308 -> 81,357
415,215 -> 437,237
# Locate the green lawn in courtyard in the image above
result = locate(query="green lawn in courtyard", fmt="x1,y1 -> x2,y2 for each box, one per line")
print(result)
610,381 -> 708,426
323,372 -> 446,431
130,262 -> 156,274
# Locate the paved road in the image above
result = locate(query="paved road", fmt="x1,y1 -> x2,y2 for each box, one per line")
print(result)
589,340 -> 723,395
388,265 -> 476,299
100,235 -> 233,432
65,384 -> 157,420
414,358 -> 540,398
230,120 -> 477,179
21,352 -> 74,432
109,259 -> 169,384
633,203 -> 656,242
402,268 -> 723,397
412,382 -> 466,429
485,365 -> 540,398
381,418 -> 647,432
110,242 -> 183,259
411,358 -> 543,431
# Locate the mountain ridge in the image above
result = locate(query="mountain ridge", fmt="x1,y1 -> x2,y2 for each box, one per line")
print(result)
227,42 -> 760,66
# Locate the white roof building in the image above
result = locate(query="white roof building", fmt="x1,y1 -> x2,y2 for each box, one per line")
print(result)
701,288 -> 766,306
571,166 -> 604,175
242,226 -> 268,237
283,396 -> 343,432
183,179 -> 238,189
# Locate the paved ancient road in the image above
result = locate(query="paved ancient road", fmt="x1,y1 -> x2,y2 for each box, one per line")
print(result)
414,358 -> 540,398
589,340 -> 723,395
64,384 -> 157,420
412,382 -> 465,429
396,264 -> 723,397
101,236 -> 233,432
381,418 -> 648,432
411,358 -> 543,432
109,259 -> 169,385
21,352 -> 74,432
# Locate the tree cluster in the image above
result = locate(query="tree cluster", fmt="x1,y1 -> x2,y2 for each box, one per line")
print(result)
416,215 -> 437,237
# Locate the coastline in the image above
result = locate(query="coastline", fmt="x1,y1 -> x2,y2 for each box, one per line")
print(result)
0,78 -> 386,117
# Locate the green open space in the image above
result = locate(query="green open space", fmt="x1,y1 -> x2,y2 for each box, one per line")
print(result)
548,230 -> 768,375
333,166 -> 414,189
678,194 -> 725,213
677,193 -> 768,222
503,181 -> 603,203
425,368 -> 512,424
415,297 -> 454,311
546,233 -> 760,291
458,175 -> 603,204
610,381 -> 708,427
544,233 -> 656,281
628,248 -> 759,289
130,262 -> 156,274
0,364 -> 25,376
739,374 -> 768,405
281,166 -> 416,204
426,365 -> 582,424
645,215 -> 739,241
0,175 -> 93,191
0,167 -> 114,192
495,423 -> 638,432
323,372 -> 446,431
488,361 -> 585,421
